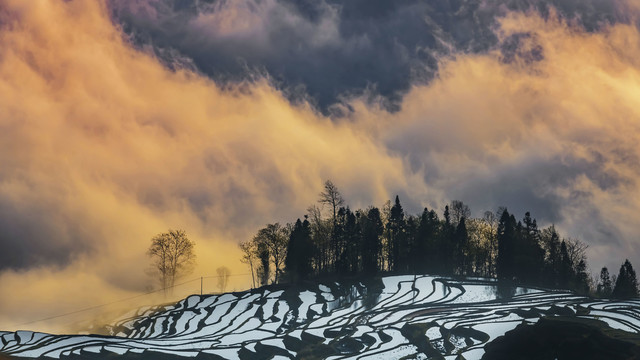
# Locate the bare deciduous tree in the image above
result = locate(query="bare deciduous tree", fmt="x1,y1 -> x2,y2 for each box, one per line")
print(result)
148,229 -> 196,296
450,200 -> 471,226
216,266 -> 231,293
239,240 -> 257,288
254,223 -> 288,284
482,210 -> 499,277
307,204 -> 331,273
319,180 -> 344,223
565,237 -> 589,270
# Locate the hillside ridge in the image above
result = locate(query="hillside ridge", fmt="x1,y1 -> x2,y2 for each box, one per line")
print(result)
1,275 -> 639,359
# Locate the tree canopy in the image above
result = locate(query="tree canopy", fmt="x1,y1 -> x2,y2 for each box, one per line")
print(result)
148,229 -> 196,295
239,180 -> 637,299
612,259 -> 639,299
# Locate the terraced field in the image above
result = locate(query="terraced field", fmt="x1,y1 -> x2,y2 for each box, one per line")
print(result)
1,275 -> 639,359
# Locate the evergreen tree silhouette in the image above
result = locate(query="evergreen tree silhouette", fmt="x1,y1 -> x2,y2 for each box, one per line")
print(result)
597,267 -> 613,297
612,259 -> 639,298
243,180 -> 630,297
559,240 -> 573,289
454,216 -> 468,275
404,216 -> 418,272
543,226 -> 562,287
361,207 -> 383,275
416,208 -> 439,273
285,218 -> 313,283
574,259 -> 590,294
515,212 -> 544,285
342,208 -> 360,274
442,205 -> 454,274
388,196 -> 405,272
497,209 -> 516,281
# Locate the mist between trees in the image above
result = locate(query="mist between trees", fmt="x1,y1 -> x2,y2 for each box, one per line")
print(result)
240,180 -> 639,299
147,230 -> 233,296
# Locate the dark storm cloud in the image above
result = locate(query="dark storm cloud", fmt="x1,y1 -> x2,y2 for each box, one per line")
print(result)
108,0 -> 630,112
109,0 -> 434,111
0,199 -> 93,270
452,153 -> 624,224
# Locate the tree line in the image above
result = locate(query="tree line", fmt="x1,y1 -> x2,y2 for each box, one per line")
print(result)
240,180 -> 639,299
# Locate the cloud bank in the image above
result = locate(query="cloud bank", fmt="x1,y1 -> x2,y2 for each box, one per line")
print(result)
352,10 -> 640,262
0,0 -> 424,332
109,0 -> 634,111
0,0 -> 639,332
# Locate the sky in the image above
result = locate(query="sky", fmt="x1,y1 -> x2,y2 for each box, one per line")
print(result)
0,0 -> 639,333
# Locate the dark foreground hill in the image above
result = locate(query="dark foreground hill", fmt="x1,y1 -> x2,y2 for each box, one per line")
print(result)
1,275 -> 639,359
483,316 -> 640,360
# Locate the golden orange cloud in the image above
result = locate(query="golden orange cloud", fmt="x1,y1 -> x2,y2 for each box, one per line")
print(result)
0,0 -> 639,334
0,0 -> 420,332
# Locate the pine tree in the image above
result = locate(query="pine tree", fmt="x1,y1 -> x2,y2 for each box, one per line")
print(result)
612,259 -> 639,299
454,216 -> 468,275
574,259 -> 590,294
598,267 -> 613,297
361,207 -> 383,275
559,240 -> 573,288
444,205 -> 451,227
332,207 -> 347,273
442,205 -> 455,274
417,208 -> 440,273
285,218 -> 314,283
515,212 -> 544,285
542,226 -> 562,287
404,216 -> 418,272
342,208 -> 360,274
300,218 -> 314,278
388,196 -> 405,272
496,209 -> 516,281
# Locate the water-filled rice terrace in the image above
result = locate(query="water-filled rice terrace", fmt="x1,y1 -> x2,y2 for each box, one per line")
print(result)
1,275 -> 639,359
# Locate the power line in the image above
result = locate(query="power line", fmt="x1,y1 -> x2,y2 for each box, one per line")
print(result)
14,277 -> 200,327
12,273 -> 251,328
